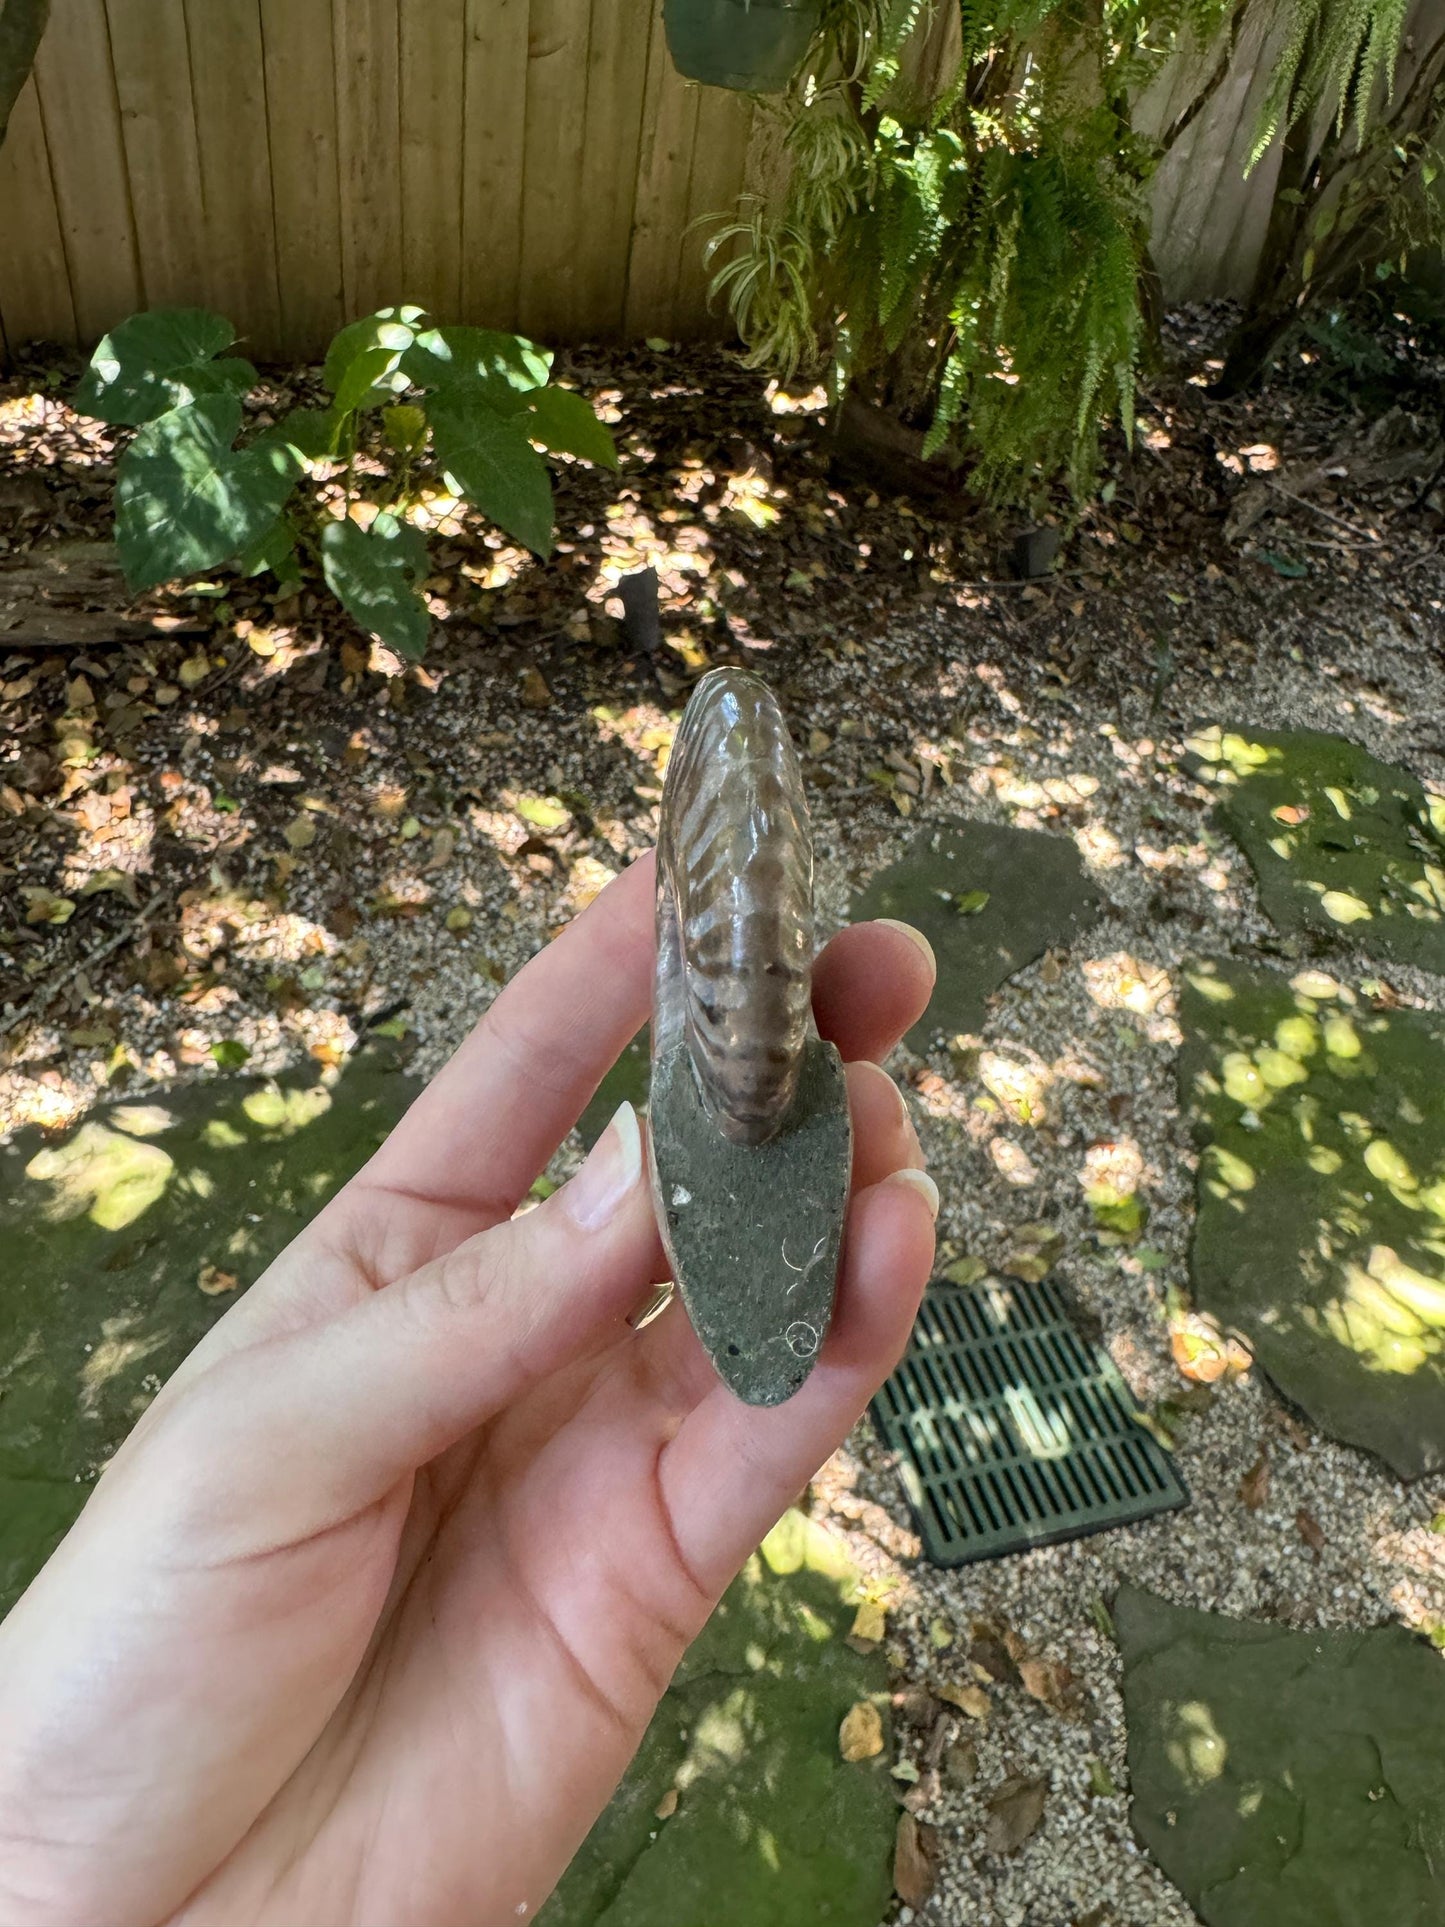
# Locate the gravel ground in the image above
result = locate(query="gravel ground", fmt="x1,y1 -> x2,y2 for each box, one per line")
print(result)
4,311 -> 1445,1925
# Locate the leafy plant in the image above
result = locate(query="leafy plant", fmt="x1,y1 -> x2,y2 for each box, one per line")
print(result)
706,0 -> 1439,500
77,304 -> 618,659
1216,6 -> 1445,393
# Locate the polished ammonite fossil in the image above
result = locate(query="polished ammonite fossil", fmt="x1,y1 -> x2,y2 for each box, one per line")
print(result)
648,668 -> 852,1406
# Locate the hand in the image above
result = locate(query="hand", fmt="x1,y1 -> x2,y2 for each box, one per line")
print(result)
0,853 -> 936,1927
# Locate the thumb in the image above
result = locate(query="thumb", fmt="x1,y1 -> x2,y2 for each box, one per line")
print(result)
172,1103 -> 662,1546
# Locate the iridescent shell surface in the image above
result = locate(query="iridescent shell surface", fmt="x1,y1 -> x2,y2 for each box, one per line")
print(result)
655,668 -> 814,1145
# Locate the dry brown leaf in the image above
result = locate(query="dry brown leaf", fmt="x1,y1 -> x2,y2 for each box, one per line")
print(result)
1296,1506 -> 1326,1557
654,1787 -> 679,1821
937,1680 -> 990,1721
520,666 -> 552,709
984,1774 -> 1048,1855
893,1813 -> 940,1908
198,1264 -> 240,1296
427,827 -> 457,871
839,1699 -> 885,1763
1017,1655 -> 1079,1717
1238,1450 -> 1271,1511
23,887 -> 75,926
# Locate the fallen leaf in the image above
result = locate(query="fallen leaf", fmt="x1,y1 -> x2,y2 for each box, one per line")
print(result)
943,1255 -> 988,1286
954,889 -> 991,915
893,1813 -> 939,1908
1296,1506 -> 1326,1557
178,653 -> 211,688
1017,1655 -> 1080,1718
198,1264 -> 240,1296
1238,1449 -> 1271,1510
984,1774 -> 1048,1855
427,827 -> 457,870
210,1039 -> 251,1070
839,1699 -> 884,1763
946,1738 -> 978,1786
654,1787 -> 679,1820
1040,949 -> 1063,984
23,887 -> 76,926
937,1681 -> 990,1721
807,727 -> 831,754
445,906 -> 473,932
848,1598 -> 887,1650
1087,1756 -> 1118,1798
79,868 -> 140,906
284,814 -> 317,851
520,666 -> 552,709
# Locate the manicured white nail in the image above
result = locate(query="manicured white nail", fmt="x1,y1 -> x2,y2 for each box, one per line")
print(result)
565,1101 -> 643,1229
887,1167 -> 939,1220
876,918 -> 936,979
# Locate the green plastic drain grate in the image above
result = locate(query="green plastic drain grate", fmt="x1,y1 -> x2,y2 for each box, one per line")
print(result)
871,1278 -> 1188,1567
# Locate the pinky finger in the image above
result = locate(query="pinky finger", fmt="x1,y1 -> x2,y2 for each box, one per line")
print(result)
658,1169 -> 936,1600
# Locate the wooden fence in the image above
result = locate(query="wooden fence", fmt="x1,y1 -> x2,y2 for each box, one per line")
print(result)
2,0 -> 1436,364
0,0 -> 758,361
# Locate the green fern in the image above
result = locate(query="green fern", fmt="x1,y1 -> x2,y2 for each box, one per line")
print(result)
706,0 -> 1425,504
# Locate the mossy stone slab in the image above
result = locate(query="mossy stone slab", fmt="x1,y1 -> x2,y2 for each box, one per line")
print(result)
1117,1584 -> 1445,1927
1186,725 -> 1445,972
1178,957 -> 1445,1478
851,820 -> 1105,1048
0,1043 -> 417,1615
542,1508 -> 895,1927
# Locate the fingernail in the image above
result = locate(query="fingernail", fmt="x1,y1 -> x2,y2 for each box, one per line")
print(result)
886,1167 -> 939,1221
877,918 -> 936,979
565,1101 -> 643,1230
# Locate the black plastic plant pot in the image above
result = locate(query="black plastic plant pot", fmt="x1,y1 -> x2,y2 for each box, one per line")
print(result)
663,0 -> 821,93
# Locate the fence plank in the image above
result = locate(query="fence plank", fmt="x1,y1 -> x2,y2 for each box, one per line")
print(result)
1,0 -> 1313,367
261,0 -> 345,359
460,0 -> 530,331
401,0 -> 465,320
0,77 -> 76,348
333,0 -> 404,318
517,0 -> 593,343
624,11 -> 700,340
31,0 -> 139,345
187,0 -> 283,357
676,86 -> 752,335
571,0 -> 652,339
104,0 -> 207,309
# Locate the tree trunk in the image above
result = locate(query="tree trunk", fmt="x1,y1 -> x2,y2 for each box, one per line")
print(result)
0,0 -> 49,150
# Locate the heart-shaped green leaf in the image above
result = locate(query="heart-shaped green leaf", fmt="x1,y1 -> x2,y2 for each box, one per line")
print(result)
76,309 -> 256,426
323,307 -> 429,412
115,396 -> 299,592
428,390 -> 555,556
402,325 -> 552,406
257,406 -> 343,464
522,385 -> 618,469
320,512 -> 431,659
238,517 -> 301,588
